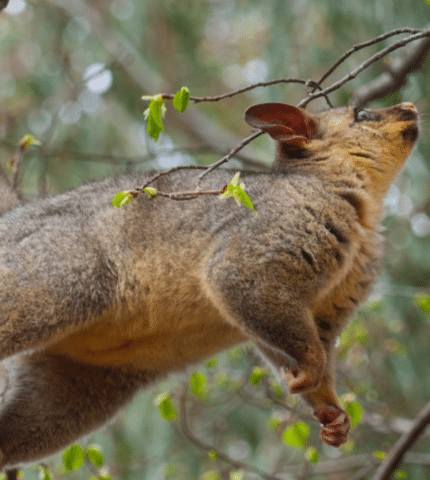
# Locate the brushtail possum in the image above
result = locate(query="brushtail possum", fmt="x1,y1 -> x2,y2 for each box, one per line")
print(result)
0,101 -> 419,469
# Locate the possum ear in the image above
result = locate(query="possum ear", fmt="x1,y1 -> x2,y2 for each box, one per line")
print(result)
244,103 -> 315,146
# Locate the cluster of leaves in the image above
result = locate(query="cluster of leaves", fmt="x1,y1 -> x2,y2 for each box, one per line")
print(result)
19,444 -> 108,480
142,87 -> 190,142
112,87 -> 258,214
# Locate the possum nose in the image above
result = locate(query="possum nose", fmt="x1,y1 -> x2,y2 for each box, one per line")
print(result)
399,102 -> 418,115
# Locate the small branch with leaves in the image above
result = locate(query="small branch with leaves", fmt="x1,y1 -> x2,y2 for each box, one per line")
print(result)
111,26 -> 430,214
113,171 -> 258,215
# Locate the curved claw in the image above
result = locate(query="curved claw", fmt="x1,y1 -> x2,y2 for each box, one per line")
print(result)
316,405 -> 350,447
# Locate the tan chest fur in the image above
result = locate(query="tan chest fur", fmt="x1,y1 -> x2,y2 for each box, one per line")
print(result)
48,241 -> 246,370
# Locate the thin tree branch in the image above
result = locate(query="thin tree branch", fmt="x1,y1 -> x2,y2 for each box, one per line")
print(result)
372,399 -> 430,480
316,27 -> 423,88
353,26 -> 430,106
298,28 -> 430,108
155,188 -> 225,201
5,469 -> 18,480
130,131 -> 264,199
137,165 -> 207,193
37,146 -> 269,170
161,79 -> 308,103
197,131 -> 264,185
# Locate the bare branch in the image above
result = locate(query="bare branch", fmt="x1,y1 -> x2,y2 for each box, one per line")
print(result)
35,146 -> 269,171
316,27 -> 423,88
298,28 -> 430,108
5,469 -> 18,480
353,26 -> 430,106
161,79 -> 308,103
131,131 -> 264,199
197,131 -> 264,185
372,399 -> 430,480
137,165 -> 207,193
155,188 -> 225,201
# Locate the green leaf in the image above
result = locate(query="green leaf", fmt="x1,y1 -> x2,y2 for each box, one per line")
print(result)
344,401 -> 363,429
374,451 -> 386,460
190,371 -> 207,397
19,134 -> 42,150
394,471 -> 407,479
414,293 -> 430,314
148,95 -> 165,129
271,381 -> 283,399
156,394 -> 177,420
201,470 -> 221,480
282,422 -> 310,448
205,358 -> 218,368
426,0 -> 430,5
163,463 -> 178,477
219,173 -> 257,215
267,415 -> 281,431
305,447 -> 319,463
228,346 -> 243,362
208,450 -> 218,461
143,187 -> 157,199
230,172 -> 240,187
86,445 -> 104,467
142,94 -> 166,142
249,367 -> 265,385
62,445 -> 85,472
39,466 -> 53,480
230,470 -> 244,480
147,112 -> 161,141
172,87 -> 190,113
112,191 -> 134,207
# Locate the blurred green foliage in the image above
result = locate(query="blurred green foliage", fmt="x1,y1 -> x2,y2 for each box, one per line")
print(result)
1,0 -> 430,479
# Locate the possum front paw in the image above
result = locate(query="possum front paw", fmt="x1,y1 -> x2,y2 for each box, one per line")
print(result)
315,405 -> 350,447
282,367 -> 321,394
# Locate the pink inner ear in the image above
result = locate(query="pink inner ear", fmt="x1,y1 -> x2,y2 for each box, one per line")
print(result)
244,103 -> 313,142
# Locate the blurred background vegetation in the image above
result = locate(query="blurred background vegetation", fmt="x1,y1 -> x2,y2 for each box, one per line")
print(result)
1,0 -> 430,479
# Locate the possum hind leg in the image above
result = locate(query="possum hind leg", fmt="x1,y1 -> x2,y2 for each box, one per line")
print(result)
0,352 -> 156,469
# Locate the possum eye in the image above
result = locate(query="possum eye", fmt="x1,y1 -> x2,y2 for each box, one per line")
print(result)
354,108 -> 375,122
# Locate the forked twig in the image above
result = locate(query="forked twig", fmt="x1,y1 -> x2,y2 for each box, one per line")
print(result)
298,28 -> 430,107
315,27 -> 423,88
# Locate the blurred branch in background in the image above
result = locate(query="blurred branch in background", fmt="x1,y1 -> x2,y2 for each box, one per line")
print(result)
353,24 -> 430,106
